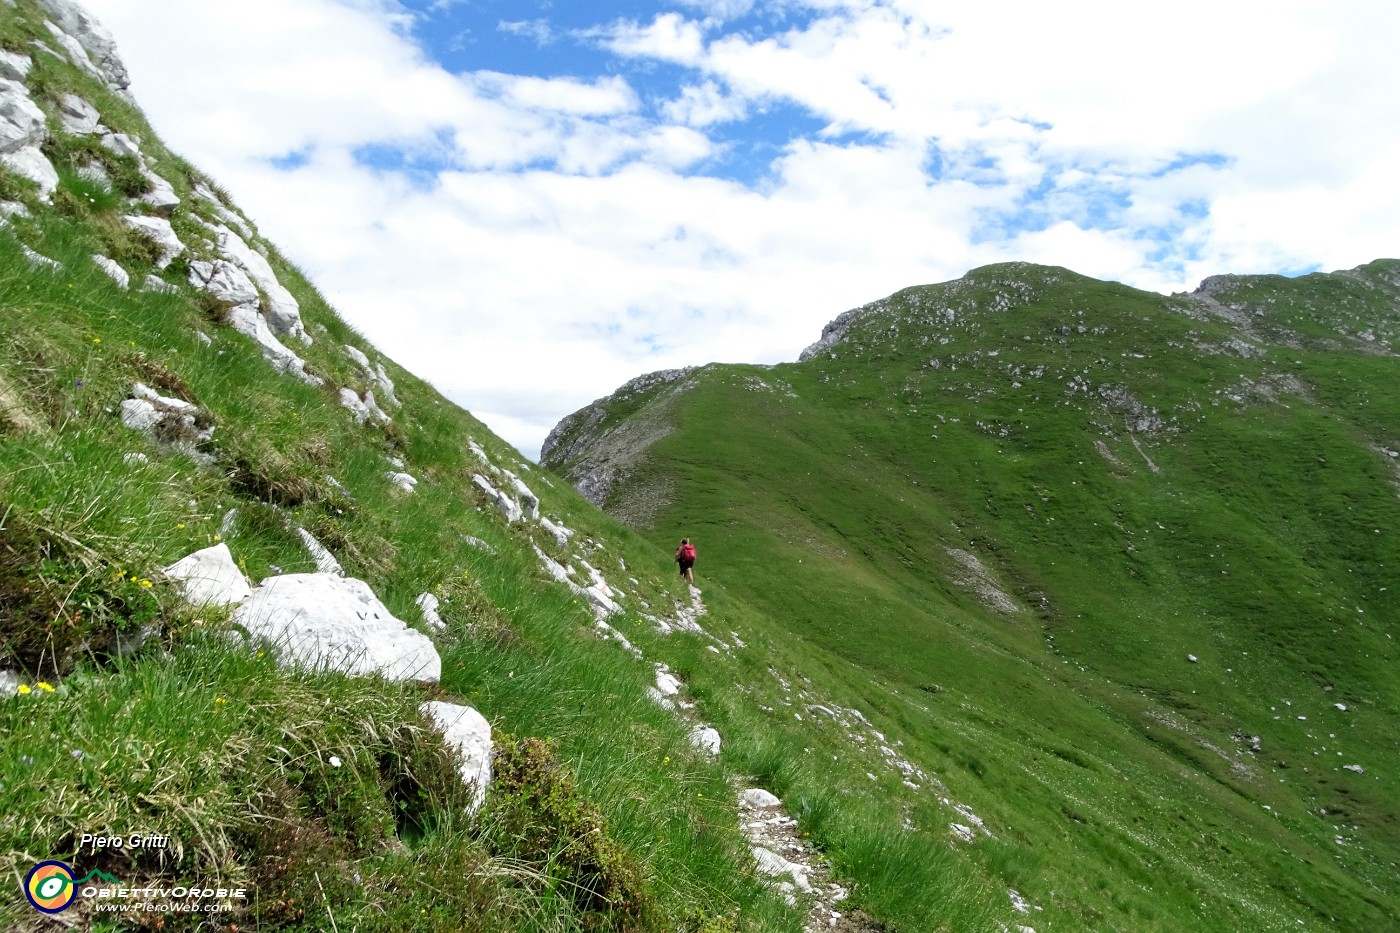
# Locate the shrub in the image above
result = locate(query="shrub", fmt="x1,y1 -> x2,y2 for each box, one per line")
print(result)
484,734 -> 651,929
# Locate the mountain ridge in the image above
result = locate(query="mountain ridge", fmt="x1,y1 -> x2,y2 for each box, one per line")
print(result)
543,256 -> 1400,930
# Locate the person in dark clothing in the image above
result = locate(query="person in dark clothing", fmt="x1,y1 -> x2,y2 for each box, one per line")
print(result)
675,538 -> 696,584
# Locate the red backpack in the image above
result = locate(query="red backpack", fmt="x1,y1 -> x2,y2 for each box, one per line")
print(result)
679,543 -> 696,561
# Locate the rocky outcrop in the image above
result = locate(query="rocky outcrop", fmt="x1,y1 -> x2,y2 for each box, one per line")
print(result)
37,0 -> 131,90
540,367 -> 696,513
797,305 -> 878,361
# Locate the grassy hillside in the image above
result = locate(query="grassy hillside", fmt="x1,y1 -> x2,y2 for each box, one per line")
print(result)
1,3 -> 967,930
544,262 -> 1400,930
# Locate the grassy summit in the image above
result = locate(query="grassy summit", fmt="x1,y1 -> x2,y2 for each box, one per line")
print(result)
544,261 -> 1400,930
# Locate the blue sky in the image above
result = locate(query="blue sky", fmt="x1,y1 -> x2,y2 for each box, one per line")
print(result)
87,0 -> 1400,457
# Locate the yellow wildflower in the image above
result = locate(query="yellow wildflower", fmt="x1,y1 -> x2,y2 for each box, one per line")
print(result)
92,337 -> 101,344
213,534 -> 221,542
177,523 -> 185,529
17,684 -> 32,695
36,682 -> 54,693
214,697 -> 228,707
139,579 -> 153,588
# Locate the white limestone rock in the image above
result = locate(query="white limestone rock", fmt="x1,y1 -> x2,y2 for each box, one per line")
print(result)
163,543 -> 251,607
752,846 -> 812,893
501,470 -> 540,520
233,573 -> 441,682
37,0 -> 130,89
538,516 -> 572,548
189,259 -> 258,307
461,535 -> 495,553
142,273 -> 178,295
209,224 -> 308,343
139,167 -> 180,214
344,345 -> 400,406
43,20 -> 104,82
654,667 -> 682,697
118,383 -> 215,465
339,387 -> 386,425
92,253 -> 128,289
0,670 -> 19,696
58,93 -> 100,135
0,200 -> 30,222
1343,764 -> 1364,774
193,182 -> 254,239
21,243 -> 59,268
2,145 -> 59,199
421,701 -> 492,815
386,471 -> 418,493
0,78 -> 46,154
0,50 -> 31,82
296,527 -> 343,576
740,788 -> 783,809
118,397 -> 160,433
224,305 -> 322,386
416,592 -> 445,631
99,131 -> 141,159
123,216 -> 185,269
688,725 -> 722,756
472,474 -> 522,523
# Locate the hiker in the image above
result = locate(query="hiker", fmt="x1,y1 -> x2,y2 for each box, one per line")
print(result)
675,538 -> 696,584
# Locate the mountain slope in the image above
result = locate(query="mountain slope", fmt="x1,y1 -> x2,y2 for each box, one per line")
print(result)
544,261 -> 1400,930
1,3 -> 954,931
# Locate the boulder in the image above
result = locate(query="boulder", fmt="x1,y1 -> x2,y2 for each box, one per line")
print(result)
42,21 -> 104,82
99,131 -> 141,159
421,701 -> 492,815
1,78 -> 47,153
92,254 -> 128,289
232,573 -> 441,682
123,216 -> 186,269
0,200 -> 30,222
1,145 -> 59,198
139,167 -> 180,214
163,543 -> 251,607
0,50 -> 31,82
189,259 -> 258,307
344,345 -> 399,406
740,788 -> 783,809
688,725 -> 721,756
58,93 -> 99,135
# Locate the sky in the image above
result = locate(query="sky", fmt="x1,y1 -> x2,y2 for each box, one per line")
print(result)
83,0 -> 1400,459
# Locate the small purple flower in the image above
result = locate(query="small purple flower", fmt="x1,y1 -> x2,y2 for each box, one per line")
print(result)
75,379 -> 84,389
268,564 -> 284,575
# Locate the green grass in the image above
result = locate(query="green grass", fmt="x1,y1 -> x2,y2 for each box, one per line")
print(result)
546,261 -> 1400,930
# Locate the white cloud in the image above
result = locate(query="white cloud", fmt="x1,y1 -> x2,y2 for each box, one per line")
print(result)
82,0 -> 1400,459
498,19 -> 554,46
662,81 -> 748,127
